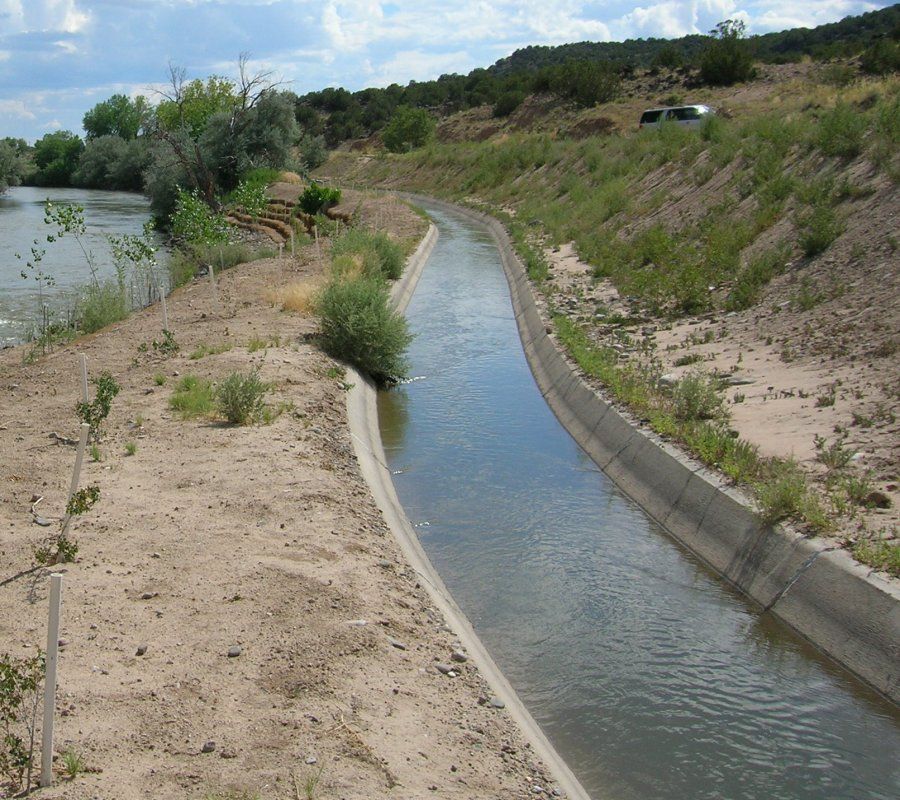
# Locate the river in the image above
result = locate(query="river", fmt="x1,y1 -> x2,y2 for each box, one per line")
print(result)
378,202 -> 900,800
0,186 -> 163,346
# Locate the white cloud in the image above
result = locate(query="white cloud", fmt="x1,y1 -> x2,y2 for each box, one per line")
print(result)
1,0 -> 89,34
369,49 -> 473,86
0,99 -> 36,119
748,0 -> 880,32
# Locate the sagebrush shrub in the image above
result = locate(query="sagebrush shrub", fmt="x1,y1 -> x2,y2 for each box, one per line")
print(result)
316,276 -> 411,386
216,370 -> 268,424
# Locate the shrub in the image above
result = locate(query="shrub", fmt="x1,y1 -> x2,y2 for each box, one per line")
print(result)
228,179 -> 268,218
671,371 -> 728,421
171,189 -> 230,244
493,91 -> 527,118
76,280 -> 129,333
859,39 -> 900,76
382,106 -> 435,153
815,103 -> 866,158
298,181 -> 341,215
216,370 -> 268,424
700,20 -> 755,86
756,460 -> 807,523
316,275 -> 412,386
0,652 -> 44,793
797,202 -> 843,256
725,245 -> 788,311
550,60 -> 621,107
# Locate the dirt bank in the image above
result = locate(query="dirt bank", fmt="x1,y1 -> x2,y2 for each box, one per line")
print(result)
0,194 -> 560,798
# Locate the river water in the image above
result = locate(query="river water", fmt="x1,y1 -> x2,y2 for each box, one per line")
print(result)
377,204 -> 900,800
0,186 -> 162,346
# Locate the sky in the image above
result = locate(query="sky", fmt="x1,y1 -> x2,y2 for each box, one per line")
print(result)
0,0 -> 890,142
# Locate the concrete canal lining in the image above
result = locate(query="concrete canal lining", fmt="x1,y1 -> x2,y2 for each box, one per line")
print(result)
396,195 -> 899,706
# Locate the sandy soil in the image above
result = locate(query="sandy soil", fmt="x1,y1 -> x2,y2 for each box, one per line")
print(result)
541,225 -> 899,552
0,198 -> 559,798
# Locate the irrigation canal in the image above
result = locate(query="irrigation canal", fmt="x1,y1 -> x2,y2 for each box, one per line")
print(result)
376,201 -> 900,800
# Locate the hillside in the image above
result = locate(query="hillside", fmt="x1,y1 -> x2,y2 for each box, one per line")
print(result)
317,60 -> 899,575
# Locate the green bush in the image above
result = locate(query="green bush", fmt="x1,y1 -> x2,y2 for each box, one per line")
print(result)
298,181 -> 341,215
316,276 -> 412,386
797,202 -> 843,256
815,103 -> 867,157
216,370 -> 268,424
494,91 -> 527,118
725,245 -> 788,311
228,179 -> 268,218
859,39 -> 900,75
671,371 -> 728,421
171,189 -> 230,244
382,107 -> 435,153
331,228 -> 404,280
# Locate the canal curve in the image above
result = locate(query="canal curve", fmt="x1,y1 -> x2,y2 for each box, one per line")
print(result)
375,201 -> 900,800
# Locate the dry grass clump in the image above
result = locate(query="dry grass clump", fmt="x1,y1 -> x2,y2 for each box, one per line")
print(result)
263,278 -> 325,314
278,170 -> 303,184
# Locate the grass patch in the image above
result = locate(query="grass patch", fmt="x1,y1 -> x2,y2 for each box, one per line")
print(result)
190,341 -> 232,360
168,242 -> 277,288
76,280 -> 130,333
247,334 -> 281,353
265,278 -> 325,314
332,228 -> 405,280
169,375 -> 215,419
852,538 -> 900,577
124,441 -> 137,456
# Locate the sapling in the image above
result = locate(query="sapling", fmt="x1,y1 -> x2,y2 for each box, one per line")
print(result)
0,651 -> 44,794
76,372 -> 120,442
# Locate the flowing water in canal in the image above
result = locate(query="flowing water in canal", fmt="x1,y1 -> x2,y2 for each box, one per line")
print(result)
377,204 -> 900,800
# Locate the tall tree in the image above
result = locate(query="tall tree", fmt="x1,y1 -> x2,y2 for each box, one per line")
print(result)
83,94 -> 149,140
31,130 -> 84,186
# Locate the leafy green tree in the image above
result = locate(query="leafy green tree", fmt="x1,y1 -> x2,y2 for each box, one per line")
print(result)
82,94 -> 149,140
156,75 -> 237,138
30,130 -> 84,186
700,20 -> 756,86
0,139 -> 27,193
550,60 -> 621,107
71,135 -> 128,188
382,106 -> 435,153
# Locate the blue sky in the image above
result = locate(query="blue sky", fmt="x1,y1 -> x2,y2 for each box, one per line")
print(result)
0,0 -> 889,142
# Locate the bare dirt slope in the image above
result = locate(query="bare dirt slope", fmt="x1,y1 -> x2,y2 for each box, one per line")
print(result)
0,201 -> 558,798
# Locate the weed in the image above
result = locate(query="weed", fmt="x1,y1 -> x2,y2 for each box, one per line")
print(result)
814,434 -> 855,470
190,342 -> 232,360
852,538 -> 900,577
797,202 -> 843,257
815,103 -> 867,158
790,277 -> 824,311
295,764 -> 325,800
153,372 -> 166,386
247,335 -> 280,353
756,460 -> 807,524
124,441 -> 137,456
672,371 -> 728,422
851,410 -> 873,428
60,747 -> 86,779
76,280 -> 129,334
169,375 -> 216,419
733,392 -> 746,404
66,484 -> 99,517
89,444 -> 102,462
152,329 -> 179,355
673,353 -> 704,367
265,278 -> 323,314
839,472 -> 874,507
332,228 -> 404,280
76,371 -> 120,441
815,387 -> 836,407
216,370 -> 269,425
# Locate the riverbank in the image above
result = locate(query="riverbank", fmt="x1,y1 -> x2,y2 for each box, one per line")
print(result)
0,192 -> 561,798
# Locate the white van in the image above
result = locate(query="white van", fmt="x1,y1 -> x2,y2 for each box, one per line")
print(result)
639,104 -> 715,129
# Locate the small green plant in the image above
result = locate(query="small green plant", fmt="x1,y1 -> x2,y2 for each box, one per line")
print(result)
247,335 -> 280,353
295,764 -> 325,800
190,342 -> 232,360
797,202 -> 843,257
66,484 -> 100,517
790,277 -> 824,311
852,538 -> 900,577
60,747 -> 86,779
838,472 -> 875,507
0,652 -> 44,794
152,329 -> 179,355
216,370 -> 269,424
851,410 -> 873,428
169,375 -> 216,419
89,444 -> 102,462
756,461 -> 807,524
124,441 -> 137,456
814,434 -> 855,471
76,371 -> 121,441
673,353 -> 704,367
153,372 -> 167,386
171,189 -> 230,245
815,103 -> 867,158
815,386 -> 837,407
